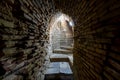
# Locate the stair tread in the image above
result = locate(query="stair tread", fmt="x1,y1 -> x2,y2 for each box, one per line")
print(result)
50,54 -> 73,66
60,46 -> 73,50
53,49 -> 72,54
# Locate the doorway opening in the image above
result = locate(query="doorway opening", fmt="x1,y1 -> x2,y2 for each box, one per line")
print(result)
45,12 -> 74,80
49,12 -> 74,51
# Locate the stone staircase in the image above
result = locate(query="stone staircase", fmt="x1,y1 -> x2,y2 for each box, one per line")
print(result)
44,46 -> 73,80
50,46 -> 73,67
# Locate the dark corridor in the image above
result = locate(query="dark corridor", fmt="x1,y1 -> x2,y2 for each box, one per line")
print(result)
0,0 -> 120,80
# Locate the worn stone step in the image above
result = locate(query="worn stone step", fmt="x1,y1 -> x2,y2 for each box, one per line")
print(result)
44,74 -> 73,80
53,49 -> 72,54
60,46 -> 73,50
45,62 -> 73,80
50,54 -> 73,68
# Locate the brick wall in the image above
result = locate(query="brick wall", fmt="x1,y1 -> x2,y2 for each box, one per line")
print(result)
73,0 -> 120,80
0,0 -> 55,80
54,0 -> 120,80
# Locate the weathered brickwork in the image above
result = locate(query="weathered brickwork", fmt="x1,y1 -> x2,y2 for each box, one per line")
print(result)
0,0 -> 55,80
54,0 -> 120,80
73,0 -> 120,80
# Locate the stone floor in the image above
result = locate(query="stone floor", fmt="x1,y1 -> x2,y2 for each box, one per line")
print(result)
44,45 -> 73,80
44,62 -> 73,80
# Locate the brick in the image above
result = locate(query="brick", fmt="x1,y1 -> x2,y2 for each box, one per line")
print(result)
21,6 -> 29,14
90,69 -> 101,79
0,19 -> 14,28
5,41 -> 17,47
105,66 -> 120,80
95,48 -> 106,55
111,38 -> 120,53
109,52 -> 120,61
108,59 -> 120,72
103,71 -> 114,80
3,48 -> 17,56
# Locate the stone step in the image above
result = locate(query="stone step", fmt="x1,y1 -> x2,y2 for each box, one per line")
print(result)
44,62 -> 73,80
53,49 -> 72,54
44,73 -> 73,80
60,46 -> 73,50
50,54 -> 73,68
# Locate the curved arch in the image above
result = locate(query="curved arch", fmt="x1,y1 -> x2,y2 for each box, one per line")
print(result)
48,12 -> 74,51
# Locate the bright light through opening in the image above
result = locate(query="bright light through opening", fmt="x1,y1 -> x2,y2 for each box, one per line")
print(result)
69,21 -> 74,27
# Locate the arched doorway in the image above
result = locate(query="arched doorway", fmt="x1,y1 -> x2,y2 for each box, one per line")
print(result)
49,12 -> 74,52
44,12 -> 74,80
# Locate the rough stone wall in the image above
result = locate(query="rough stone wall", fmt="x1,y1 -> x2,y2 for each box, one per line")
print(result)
54,0 -> 120,80
0,0 -> 55,80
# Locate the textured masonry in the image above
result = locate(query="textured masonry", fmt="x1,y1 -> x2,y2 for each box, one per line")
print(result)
0,0 -> 55,80
54,0 -> 120,80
